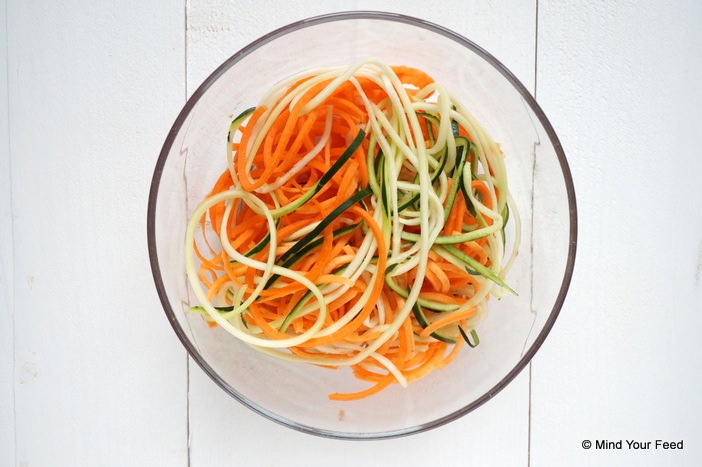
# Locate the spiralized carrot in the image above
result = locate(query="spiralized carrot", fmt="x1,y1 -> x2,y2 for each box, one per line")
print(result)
185,58 -> 520,400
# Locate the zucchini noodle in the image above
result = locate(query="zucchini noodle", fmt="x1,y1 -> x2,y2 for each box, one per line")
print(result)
185,58 -> 520,400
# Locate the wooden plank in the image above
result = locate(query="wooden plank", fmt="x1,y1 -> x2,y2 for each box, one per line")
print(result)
7,2 -> 189,465
1,2 -> 16,464
532,1 -> 702,465
184,2 -> 536,464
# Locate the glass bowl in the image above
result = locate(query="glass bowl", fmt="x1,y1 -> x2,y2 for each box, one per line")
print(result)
148,11 -> 576,439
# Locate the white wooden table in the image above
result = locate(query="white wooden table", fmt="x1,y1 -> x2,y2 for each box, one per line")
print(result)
2,1 -> 701,465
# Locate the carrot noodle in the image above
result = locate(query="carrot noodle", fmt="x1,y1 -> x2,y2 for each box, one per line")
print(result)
185,58 -> 520,400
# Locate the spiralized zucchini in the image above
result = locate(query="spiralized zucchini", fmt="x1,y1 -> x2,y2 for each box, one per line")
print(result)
185,58 -> 520,400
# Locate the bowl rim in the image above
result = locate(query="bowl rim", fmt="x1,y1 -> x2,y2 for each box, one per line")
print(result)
147,10 -> 578,440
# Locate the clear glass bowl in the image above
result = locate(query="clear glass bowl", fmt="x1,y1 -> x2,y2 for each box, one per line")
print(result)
148,11 -> 576,439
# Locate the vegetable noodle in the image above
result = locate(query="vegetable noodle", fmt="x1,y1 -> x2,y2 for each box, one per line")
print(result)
185,58 -> 520,400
